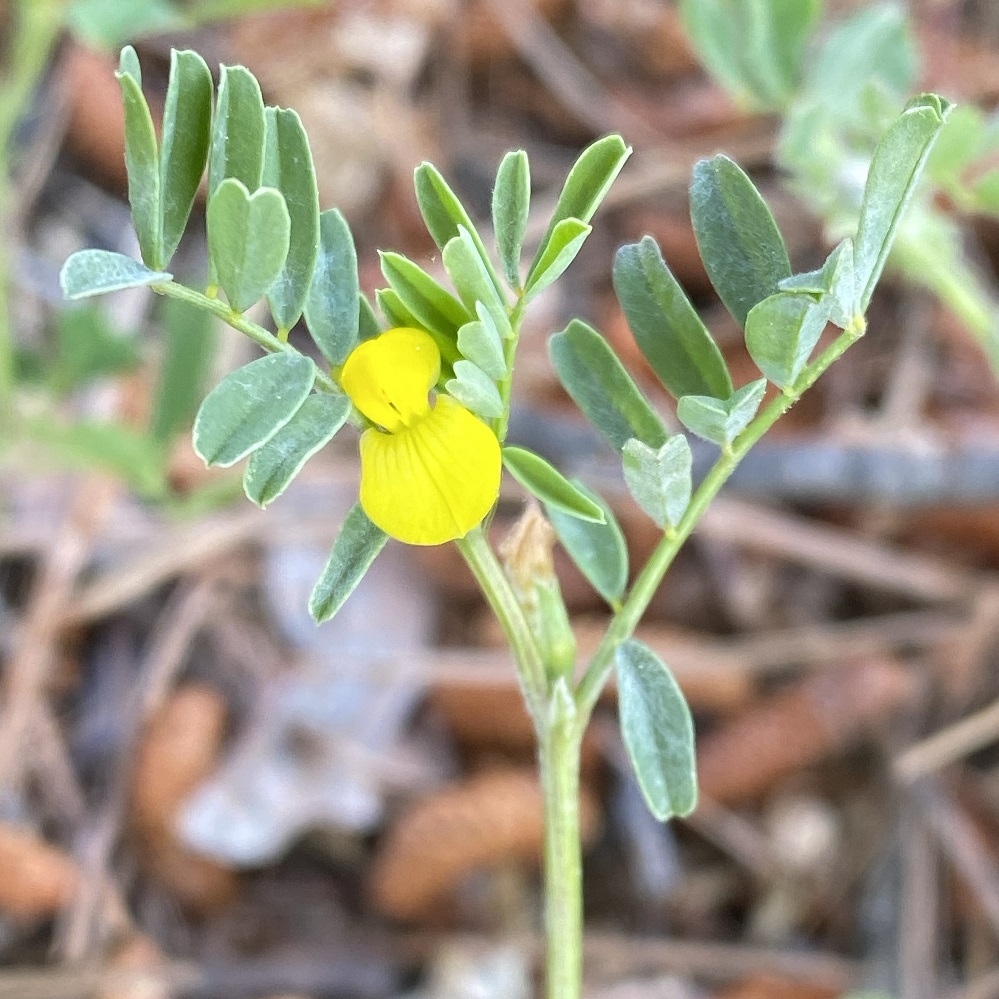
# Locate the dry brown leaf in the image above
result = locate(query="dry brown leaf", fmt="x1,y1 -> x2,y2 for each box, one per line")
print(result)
370,766 -> 600,920
0,821 -> 79,919
131,683 -> 238,912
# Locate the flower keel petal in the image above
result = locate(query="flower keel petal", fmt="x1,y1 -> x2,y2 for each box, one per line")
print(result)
358,397 -> 501,545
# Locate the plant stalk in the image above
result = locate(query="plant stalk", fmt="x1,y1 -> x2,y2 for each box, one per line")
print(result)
538,691 -> 584,999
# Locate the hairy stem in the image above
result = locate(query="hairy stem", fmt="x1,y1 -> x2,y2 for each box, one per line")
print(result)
455,526 -> 548,719
151,281 -> 338,393
538,687 -> 583,999
575,316 -> 866,720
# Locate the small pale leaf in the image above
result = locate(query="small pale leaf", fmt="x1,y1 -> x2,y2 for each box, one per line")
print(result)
209,64 -> 266,199
457,319 -> 505,380
207,179 -> 290,314
745,291 -> 830,389
622,436 -> 692,529
616,639 -> 697,821
676,379 -> 767,448
60,250 -> 172,300
523,218 -> 591,302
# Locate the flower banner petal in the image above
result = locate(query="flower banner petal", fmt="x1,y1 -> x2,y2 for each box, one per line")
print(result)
358,397 -> 500,545
341,327 -> 440,431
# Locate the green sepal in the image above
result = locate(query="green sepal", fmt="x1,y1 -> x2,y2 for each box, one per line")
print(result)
549,319 -> 667,452
616,639 -> 698,821
492,150 -> 531,289
546,482 -> 628,606
527,134 -> 631,285
304,208 -> 360,366
613,235 -> 732,400
676,379 -> 767,448
159,49 -> 213,264
207,179 -> 290,314
502,446 -> 606,523
193,351 -> 316,467
690,154 -> 792,328
622,436 -> 692,530
309,503 -> 389,623
263,106 -> 321,331
244,392 -> 351,507
60,250 -> 171,300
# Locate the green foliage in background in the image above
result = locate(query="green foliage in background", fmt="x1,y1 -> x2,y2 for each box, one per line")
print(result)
680,0 -> 999,372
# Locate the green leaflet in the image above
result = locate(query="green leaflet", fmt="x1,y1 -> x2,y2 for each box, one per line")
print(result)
160,50 -> 212,264
414,162 -> 504,298
527,134 -> 631,286
263,106 -> 321,331
309,503 -> 389,623
492,150 -> 531,289
523,218 -> 591,302
60,250 -> 171,300
676,379 -> 767,449
502,446 -> 605,523
745,291 -> 830,390
854,94 -> 951,310
244,393 -> 351,507
193,352 -> 316,467
116,48 -> 161,269
209,64 -> 266,199
304,209 -> 360,366
207,179 -> 290,314
690,154 -> 792,328
613,235 -> 732,400
549,319 -> 667,452
379,251 -> 468,367
621,436 -> 692,530
446,361 -> 504,420
546,482 -> 628,605
616,639 -> 697,822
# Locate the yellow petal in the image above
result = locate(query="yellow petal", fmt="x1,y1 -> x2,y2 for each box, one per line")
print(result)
358,396 -> 501,545
340,327 -> 440,432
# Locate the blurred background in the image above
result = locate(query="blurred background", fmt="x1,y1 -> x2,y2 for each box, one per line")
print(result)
3,1 -> 999,997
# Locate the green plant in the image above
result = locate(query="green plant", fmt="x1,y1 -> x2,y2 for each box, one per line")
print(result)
0,0 -> 318,492
680,0 -> 999,372
61,43 -> 949,999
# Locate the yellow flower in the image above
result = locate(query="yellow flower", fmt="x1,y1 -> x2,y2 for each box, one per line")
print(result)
340,327 -> 502,545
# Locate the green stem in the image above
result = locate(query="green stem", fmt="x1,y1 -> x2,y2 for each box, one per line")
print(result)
151,281 -> 338,394
538,689 -> 583,999
575,316 -> 866,720
455,526 -> 548,720
493,294 -> 527,444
